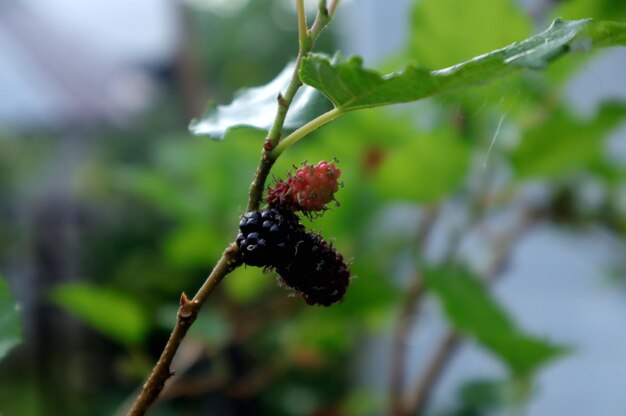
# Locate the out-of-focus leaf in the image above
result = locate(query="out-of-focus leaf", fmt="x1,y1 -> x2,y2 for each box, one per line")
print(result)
163,223 -> 225,268
0,275 -> 21,360
410,0 -> 531,69
223,267 -> 272,304
554,0 -> 626,22
374,130 -> 470,202
426,268 -> 568,377
157,305 -> 229,348
280,312 -> 353,356
512,103 -> 626,178
51,283 -> 149,345
190,62 -> 333,140
445,378 -> 533,415
300,19 -> 626,112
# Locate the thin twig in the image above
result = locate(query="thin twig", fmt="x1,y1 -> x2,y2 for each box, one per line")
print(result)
128,244 -> 241,416
390,277 -> 426,416
296,0 -> 310,51
272,108 -> 342,157
403,206 -> 541,415
389,207 -> 439,416
128,2 -> 342,414
405,332 -> 462,415
247,0 -> 339,211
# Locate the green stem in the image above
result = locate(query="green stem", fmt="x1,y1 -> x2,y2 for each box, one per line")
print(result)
271,108 -> 343,157
247,0 -> 341,211
296,0 -> 311,50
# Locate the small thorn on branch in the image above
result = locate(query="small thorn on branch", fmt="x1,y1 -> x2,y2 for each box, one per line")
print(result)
179,292 -> 194,319
179,292 -> 190,307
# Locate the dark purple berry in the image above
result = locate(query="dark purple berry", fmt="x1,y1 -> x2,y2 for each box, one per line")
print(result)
276,232 -> 351,306
236,208 -> 303,267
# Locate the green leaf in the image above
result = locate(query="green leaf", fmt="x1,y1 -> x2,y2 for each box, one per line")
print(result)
512,103 -> 626,178
456,379 -> 511,413
51,283 -> 150,345
190,62 -> 333,140
374,130 -> 470,202
426,268 -> 567,377
410,0 -> 532,69
299,19 -> 626,112
0,275 -> 21,360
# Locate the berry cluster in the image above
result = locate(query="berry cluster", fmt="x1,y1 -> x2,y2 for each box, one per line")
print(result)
236,160 -> 351,306
267,160 -> 341,213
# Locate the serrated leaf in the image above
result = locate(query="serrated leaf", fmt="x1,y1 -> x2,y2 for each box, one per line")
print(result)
374,130 -> 470,202
411,0 -> 532,69
51,283 -> 150,345
426,268 -> 567,377
0,275 -> 21,361
300,19 -> 626,112
512,102 -> 626,178
190,62 -> 333,140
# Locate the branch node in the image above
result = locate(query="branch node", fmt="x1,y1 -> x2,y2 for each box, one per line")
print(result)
178,292 -> 195,319
277,92 -> 287,107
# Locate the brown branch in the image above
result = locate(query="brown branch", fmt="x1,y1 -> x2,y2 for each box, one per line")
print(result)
128,2 -> 343,414
128,244 -> 241,416
390,277 -> 426,416
389,207 -> 439,416
404,332 -> 461,415
402,206 -> 541,415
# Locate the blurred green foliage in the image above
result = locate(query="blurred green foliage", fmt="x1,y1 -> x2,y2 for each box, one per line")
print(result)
51,283 -> 150,346
0,0 -> 626,415
411,0 -> 531,68
426,268 -> 567,378
0,275 -> 21,360
512,102 -> 626,178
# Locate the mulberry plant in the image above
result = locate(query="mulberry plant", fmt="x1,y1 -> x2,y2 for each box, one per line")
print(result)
127,1 -> 626,415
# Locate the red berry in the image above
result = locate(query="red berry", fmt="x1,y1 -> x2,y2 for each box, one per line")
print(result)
267,160 -> 342,213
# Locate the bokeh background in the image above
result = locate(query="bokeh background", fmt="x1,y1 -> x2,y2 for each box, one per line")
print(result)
1,0 -> 626,415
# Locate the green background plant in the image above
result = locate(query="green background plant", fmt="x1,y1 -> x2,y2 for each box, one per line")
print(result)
1,0 -> 626,414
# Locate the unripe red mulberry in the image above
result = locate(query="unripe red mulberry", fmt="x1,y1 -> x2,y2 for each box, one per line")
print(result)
267,160 -> 342,213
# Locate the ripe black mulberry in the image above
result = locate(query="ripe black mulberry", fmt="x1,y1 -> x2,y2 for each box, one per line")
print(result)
276,232 -> 351,306
236,208 -> 303,267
